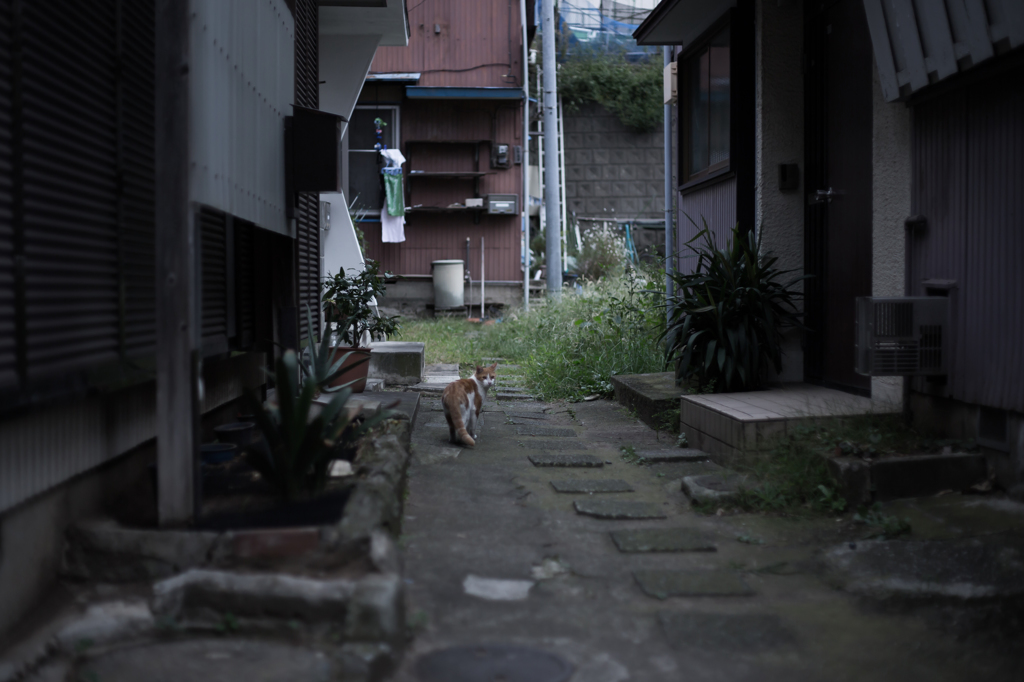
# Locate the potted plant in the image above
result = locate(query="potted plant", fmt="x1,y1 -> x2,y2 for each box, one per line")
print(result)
321,259 -> 400,392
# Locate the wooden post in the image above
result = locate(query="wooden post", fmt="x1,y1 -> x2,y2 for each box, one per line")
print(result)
155,0 -> 198,526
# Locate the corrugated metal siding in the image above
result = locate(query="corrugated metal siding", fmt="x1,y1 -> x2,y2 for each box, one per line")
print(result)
360,98 -> 523,278
199,207 -> 229,354
677,176 -> 736,274
370,0 -> 523,88
863,0 -> 1024,102
0,353 -> 263,514
911,67 -> 1024,413
362,213 -> 521,281
188,0 -> 293,235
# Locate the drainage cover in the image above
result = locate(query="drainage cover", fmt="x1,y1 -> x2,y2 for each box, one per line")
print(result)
416,645 -> 573,682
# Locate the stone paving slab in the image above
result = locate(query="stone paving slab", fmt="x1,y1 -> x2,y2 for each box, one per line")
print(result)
610,528 -> 716,553
416,445 -> 462,464
517,440 -> 591,451
504,411 -> 551,421
528,454 -> 604,467
637,448 -> 709,463
573,500 -> 667,520
83,639 -> 336,682
681,472 -> 752,505
516,426 -> 577,437
550,479 -> 633,493
633,570 -> 754,599
659,612 -> 796,651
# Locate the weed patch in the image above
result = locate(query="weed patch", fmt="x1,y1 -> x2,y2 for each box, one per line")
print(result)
728,414 -> 925,517
399,268 -> 665,401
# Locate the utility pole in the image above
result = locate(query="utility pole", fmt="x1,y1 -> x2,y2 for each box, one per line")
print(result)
542,0 -> 562,298
520,0 -> 530,312
663,46 -> 675,324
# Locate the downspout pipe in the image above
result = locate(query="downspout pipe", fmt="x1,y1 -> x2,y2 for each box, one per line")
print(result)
541,0 -> 562,299
520,0 -> 530,312
663,46 -> 675,323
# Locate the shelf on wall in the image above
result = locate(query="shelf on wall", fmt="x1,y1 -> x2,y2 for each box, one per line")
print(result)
407,171 -> 494,179
405,205 -> 488,214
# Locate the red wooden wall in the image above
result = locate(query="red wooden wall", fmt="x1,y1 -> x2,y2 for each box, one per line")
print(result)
361,0 -> 526,281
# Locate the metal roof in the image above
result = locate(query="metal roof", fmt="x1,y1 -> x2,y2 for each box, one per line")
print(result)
404,86 -> 526,100
632,0 -> 734,47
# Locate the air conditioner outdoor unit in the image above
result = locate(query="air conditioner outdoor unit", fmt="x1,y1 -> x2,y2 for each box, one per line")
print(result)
855,297 -> 949,376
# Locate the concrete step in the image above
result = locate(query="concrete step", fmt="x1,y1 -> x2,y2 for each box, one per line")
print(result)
368,341 -> 424,386
610,373 -> 683,431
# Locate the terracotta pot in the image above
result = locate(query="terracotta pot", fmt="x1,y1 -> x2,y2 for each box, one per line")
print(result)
327,347 -> 372,393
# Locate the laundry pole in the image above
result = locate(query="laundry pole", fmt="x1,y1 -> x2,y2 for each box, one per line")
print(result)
541,0 -> 561,299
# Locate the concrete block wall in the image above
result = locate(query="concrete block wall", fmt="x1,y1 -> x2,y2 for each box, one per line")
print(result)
563,103 -> 672,221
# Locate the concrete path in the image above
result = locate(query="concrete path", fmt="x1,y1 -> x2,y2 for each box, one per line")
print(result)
393,398 -> 1023,681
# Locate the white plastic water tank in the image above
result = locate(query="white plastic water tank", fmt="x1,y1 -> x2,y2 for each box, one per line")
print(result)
432,260 -> 464,310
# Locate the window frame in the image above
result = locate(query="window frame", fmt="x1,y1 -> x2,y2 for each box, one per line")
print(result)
344,104 -> 401,216
680,16 -> 732,187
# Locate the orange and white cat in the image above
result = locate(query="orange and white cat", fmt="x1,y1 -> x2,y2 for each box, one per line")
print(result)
442,362 -> 497,447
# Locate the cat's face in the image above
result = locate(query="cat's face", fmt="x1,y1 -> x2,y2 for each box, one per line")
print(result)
475,362 -> 498,389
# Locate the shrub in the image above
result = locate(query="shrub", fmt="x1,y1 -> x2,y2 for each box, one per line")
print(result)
557,52 -> 664,133
575,222 -> 628,281
664,222 -> 806,392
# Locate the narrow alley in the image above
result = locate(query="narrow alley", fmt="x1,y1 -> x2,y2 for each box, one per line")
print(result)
393,382 -> 1023,681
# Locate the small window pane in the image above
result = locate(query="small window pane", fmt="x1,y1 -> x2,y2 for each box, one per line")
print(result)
709,26 -> 730,168
348,152 -> 382,212
349,109 -> 394,151
688,49 -> 710,175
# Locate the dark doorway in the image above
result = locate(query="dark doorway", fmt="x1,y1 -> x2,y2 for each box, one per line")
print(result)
804,0 -> 873,394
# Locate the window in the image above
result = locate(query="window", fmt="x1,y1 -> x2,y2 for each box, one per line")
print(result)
345,106 -> 400,214
683,25 -> 730,183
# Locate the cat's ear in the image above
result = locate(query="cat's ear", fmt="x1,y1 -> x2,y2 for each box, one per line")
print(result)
490,362 -> 498,371
475,365 -> 483,373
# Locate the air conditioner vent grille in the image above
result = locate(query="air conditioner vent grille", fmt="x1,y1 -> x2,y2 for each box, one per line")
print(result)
919,324 -> 943,370
874,301 -> 913,337
856,297 -> 948,376
873,341 -> 919,374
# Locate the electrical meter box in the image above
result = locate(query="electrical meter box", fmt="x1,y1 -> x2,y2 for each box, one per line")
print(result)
486,194 -> 518,215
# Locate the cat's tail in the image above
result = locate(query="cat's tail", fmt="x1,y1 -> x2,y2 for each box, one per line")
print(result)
448,403 -> 475,447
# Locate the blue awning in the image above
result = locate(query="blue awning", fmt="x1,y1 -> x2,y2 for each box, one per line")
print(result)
405,86 -> 525,100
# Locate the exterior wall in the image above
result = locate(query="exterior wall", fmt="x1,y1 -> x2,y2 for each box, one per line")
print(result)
677,176 -> 736,274
564,102 -> 668,221
189,0 -> 295,236
369,0 -> 524,88
359,0 -> 527,282
754,0 -> 804,383
0,441 -> 154,637
870,64 -> 910,409
0,353 -> 262,636
908,66 -> 1024,416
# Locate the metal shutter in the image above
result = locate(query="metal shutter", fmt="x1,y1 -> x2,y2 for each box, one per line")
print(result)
234,218 -> 256,350
120,0 -> 157,359
294,0 -> 320,341
199,207 -> 229,355
0,5 -> 15,391
0,0 -> 156,405
21,1 -> 121,380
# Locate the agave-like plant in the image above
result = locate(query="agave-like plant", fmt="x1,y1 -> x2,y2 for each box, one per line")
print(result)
663,221 -> 807,392
244,350 -> 393,501
296,303 -> 368,393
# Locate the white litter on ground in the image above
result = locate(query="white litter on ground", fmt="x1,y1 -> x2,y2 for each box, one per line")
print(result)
462,575 -> 534,601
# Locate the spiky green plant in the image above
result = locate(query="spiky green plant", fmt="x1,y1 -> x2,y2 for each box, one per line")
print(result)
664,222 -> 807,392
296,304 -> 368,393
245,350 -> 392,501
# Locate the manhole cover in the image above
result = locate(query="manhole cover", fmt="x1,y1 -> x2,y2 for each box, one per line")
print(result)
416,645 -> 573,682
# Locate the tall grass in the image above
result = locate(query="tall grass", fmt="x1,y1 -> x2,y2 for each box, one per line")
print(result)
398,268 -> 666,401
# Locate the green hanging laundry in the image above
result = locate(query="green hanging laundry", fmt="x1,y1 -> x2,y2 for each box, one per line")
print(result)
384,173 -> 405,217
